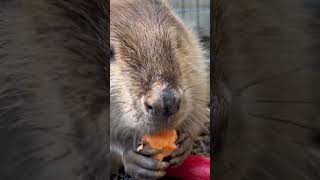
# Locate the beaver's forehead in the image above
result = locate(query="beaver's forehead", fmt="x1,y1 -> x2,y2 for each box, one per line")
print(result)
110,0 -> 182,85
110,0 -> 184,55
115,33 -> 181,87
112,20 -> 179,66
117,29 -> 176,58
111,0 -> 172,22
110,0 -> 180,37
111,19 -> 179,45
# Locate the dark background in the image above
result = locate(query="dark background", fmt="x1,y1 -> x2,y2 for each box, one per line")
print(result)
1,0 -> 320,179
213,0 -> 320,179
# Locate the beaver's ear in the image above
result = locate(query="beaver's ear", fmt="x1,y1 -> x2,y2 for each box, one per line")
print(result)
175,27 -> 187,50
175,30 -> 190,53
173,21 -> 191,51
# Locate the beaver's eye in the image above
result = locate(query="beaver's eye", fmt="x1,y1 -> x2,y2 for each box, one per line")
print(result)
110,46 -> 115,62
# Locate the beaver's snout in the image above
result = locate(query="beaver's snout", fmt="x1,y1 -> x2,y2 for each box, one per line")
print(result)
144,89 -> 180,117
143,82 -> 181,118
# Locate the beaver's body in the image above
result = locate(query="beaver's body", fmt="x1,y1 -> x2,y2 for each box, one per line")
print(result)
110,0 -> 209,178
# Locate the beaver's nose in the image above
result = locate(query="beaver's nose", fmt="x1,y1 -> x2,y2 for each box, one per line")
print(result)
145,89 -> 180,117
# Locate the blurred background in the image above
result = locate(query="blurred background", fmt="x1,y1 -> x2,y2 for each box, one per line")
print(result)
169,0 -> 210,37
213,0 -> 320,179
169,0 -> 210,63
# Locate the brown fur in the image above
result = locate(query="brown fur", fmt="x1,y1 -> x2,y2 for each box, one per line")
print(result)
110,0 -> 209,172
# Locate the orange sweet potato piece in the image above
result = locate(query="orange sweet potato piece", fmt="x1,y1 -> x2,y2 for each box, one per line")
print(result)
141,129 -> 178,161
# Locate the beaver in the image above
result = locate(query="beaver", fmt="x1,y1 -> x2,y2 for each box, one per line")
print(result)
110,0 -> 209,179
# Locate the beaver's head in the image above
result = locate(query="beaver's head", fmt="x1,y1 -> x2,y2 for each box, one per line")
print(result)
110,0 -> 208,134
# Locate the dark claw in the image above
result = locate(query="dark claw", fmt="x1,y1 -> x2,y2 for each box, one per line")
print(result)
171,147 -> 184,157
176,132 -> 189,144
169,132 -> 193,167
169,157 -> 182,166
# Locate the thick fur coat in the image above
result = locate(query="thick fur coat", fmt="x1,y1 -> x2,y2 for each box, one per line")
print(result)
0,1 -> 109,179
213,0 -> 320,179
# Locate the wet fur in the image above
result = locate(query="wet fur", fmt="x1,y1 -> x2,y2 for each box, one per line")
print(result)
0,0 -> 108,179
110,0 -> 209,172
213,0 -> 320,179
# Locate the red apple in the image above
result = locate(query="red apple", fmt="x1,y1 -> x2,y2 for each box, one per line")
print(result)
166,155 -> 211,180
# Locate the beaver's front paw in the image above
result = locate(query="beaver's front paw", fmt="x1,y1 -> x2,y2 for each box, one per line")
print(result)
122,147 -> 169,179
169,132 -> 192,167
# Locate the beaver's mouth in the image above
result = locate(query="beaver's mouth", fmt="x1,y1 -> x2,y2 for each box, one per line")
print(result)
142,115 -> 181,133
